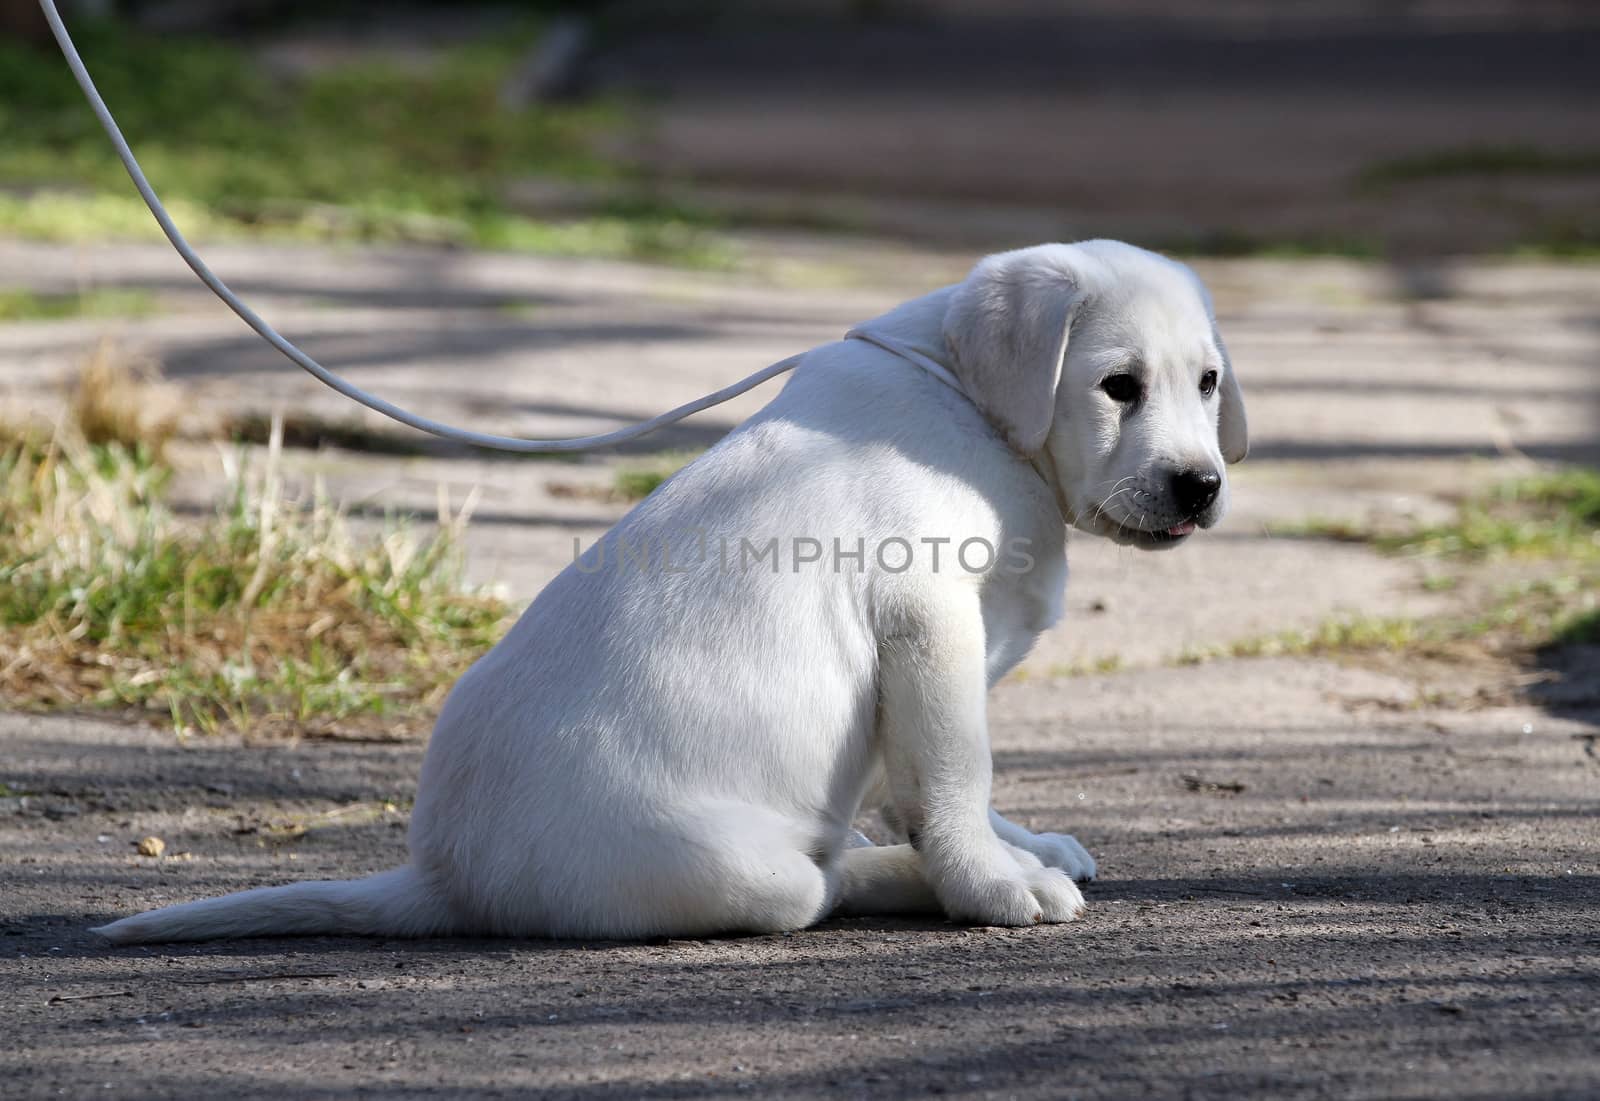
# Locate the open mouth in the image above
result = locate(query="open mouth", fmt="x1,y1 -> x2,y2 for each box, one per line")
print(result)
1104,516 -> 1197,546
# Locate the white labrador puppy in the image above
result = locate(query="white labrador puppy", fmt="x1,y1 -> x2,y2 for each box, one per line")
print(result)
95,239 -> 1246,944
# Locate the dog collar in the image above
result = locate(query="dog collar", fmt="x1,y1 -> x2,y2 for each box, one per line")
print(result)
844,328 -> 968,398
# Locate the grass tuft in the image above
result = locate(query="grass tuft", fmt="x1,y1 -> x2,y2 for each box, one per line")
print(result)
1042,654 -> 1124,678
67,340 -> 185,459
1272,469 -> 1600,563
0,417 -> 510,739
1240,467 -> 1600,663
1178,614 -> 1429,666
1380,469 -> 1600,562
1266,515 -> 1382,544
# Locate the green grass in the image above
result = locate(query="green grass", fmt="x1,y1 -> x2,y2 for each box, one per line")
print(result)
1351,146 -> 1600,260
0,286 -> 157,321
1007,653 -> 1124,682
1511,225 -> 1600,262
1157,228 -> 1383,261
0,423 -> 511,738
1438,574 -> 1598,659
1245,468 -> 1600,661
1175,588 -> 1589,668
0,24 -> 727,265
1549,608 -> 1600,647
1273,469 -> 1600,563
1177,614 -> 1429,666
1380,469 -> 1600,562
1039,654 -> 1124,678
1358,145 -> 1600,191
1184,567 -> 1599,671
612,451 -> 701,501
1156,218 -> 1600,263
1265,515 -> 1378,544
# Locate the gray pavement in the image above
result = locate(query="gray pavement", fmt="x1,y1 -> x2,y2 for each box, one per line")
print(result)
3,658 -> 1597,1098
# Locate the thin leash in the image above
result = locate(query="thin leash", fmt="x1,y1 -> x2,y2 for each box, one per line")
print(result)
37,0 -> 964,453
36,0 -> 813,453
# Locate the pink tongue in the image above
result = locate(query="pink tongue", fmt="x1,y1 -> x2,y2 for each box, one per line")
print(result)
1166,521 -> 1197,536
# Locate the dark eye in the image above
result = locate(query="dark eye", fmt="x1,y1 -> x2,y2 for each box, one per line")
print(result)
1199,369 -> 1219,397
1101,373 -> 1142,404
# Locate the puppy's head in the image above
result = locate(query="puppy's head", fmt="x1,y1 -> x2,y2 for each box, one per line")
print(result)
943,240 -> 1247,549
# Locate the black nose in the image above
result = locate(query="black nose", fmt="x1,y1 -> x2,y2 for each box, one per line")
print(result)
1170,468 -> 1222,517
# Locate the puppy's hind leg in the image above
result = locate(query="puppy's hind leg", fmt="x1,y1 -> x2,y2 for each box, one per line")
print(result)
574,803 -> 841,939
832,844 -> 940,917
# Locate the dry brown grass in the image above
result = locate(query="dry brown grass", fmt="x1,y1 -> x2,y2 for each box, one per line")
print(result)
67,339 -> 186,459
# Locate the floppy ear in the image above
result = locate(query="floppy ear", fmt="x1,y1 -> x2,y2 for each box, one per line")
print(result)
1215,335 -> 1248,464
942,249 -> 1084,455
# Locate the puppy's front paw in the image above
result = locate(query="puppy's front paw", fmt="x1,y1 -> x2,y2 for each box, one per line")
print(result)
1020,832 -> 1097,882
1022,865 -> 1087,922
938,866 -> 1086,927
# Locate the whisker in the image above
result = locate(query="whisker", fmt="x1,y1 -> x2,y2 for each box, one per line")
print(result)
1089,476 -> 1140,526
1094,486 -> 1135,524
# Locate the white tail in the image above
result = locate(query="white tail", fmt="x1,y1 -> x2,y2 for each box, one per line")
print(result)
90,865 -> 456,945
